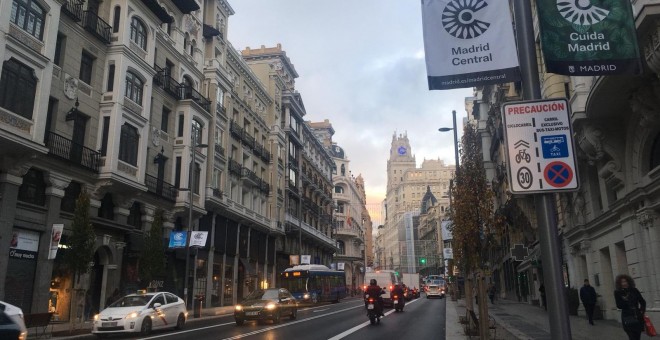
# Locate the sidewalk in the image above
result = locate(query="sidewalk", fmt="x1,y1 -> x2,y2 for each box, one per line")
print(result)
446,298 -> 517,340
42,305 -> 235,339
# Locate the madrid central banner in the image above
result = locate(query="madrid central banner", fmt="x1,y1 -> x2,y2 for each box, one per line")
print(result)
537,0 -> 641,76
422,0 -> 521,90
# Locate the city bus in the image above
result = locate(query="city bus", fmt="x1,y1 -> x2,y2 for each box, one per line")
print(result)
281,265 -> 347,304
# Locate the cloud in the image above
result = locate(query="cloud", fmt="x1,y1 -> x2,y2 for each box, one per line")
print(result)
228,0 -> 472,211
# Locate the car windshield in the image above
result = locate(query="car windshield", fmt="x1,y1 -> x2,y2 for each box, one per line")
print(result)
109,295 -> 154,307
244,290 -> 279,300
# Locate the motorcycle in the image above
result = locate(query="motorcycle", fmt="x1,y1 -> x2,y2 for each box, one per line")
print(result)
393,294 -> 405,312
364,295 -> 381,325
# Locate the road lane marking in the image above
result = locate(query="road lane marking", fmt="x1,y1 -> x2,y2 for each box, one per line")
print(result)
137,321 -> 236,339
313,308 -> 329,313
327,298 -> 422,340
219,305 -> 364,340
299,299 -> 362,312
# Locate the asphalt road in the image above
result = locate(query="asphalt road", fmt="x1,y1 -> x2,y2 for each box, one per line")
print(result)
75,295 -> 446,340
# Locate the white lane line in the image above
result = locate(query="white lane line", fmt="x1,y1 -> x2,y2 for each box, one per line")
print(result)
327,298 -> 422,340
299,299 -> 362,312
137,321 -> 236,339
219,304 -> 364,340
313,308 -> 330,313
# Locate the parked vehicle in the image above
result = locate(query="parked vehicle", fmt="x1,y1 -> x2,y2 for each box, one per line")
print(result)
92,291 -> 186,337
234,288 -> 297,325
0,301 -> 27,340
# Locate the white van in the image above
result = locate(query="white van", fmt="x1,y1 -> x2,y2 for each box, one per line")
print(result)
364,270 -> 398,306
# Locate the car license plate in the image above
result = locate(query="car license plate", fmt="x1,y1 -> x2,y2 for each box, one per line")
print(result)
102,322 -> 117,327
367,304 -> 374,310
394,300 -> 398,304
246,311 -> 259,316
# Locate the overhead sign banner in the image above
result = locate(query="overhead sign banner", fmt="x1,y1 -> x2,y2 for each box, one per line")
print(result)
536,0 -> 641,75
422,0 -> 521,90
168,231 -> 187,248
189,231 -> 208,247
502,98 -> 579,194
48,224 -> 64,260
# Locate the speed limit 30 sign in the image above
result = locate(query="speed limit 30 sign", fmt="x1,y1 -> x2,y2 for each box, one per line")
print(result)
502,98 -> 579,194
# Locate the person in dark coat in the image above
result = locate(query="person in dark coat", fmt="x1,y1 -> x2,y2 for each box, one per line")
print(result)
539,284 -> 547,310
614,274 -> 646,340
580,279 -> 597,325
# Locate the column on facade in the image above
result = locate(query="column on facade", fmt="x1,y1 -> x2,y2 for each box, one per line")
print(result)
638,211 -> 660,307
205,214 -> 216,308
31,172 -> 70,313
233,224 -> 241,305
0,168 -> 27,300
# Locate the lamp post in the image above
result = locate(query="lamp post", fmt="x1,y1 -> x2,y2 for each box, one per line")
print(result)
184,136 -> 207,309
438,110 -> 460,176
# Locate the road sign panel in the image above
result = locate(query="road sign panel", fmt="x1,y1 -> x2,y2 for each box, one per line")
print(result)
502,98 -> 579,193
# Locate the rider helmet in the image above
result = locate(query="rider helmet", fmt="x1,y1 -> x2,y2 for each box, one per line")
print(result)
370,279 -> 377,286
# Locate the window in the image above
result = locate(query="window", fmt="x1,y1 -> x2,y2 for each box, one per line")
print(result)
161,107 -> 170,132
0,59 -> 37,119
334,186 -> 344,194
125,71 -> 143,105
100,116 -> 110,156
193,162 -> 201,194
189,39 -> 195,56
17,168 -> 46,206
651,133 -> 660,171
127,202 -> 142,229
192,119 -> 202,145
175,156 -> 182,188
107,64 -> 115,91
60,181 -> 81,213
118,123 -> 139,166
98,194 -> 114,219
112,6 -> 120,33
79,51 -> 94,84
54,34 -> 65,67
289,168 -> 297,187
177,114 -> 184,137
130,17 -> 147,50
10,0 -> 45,40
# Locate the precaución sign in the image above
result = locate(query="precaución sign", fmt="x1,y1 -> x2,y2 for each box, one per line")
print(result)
502,98 -> 579,194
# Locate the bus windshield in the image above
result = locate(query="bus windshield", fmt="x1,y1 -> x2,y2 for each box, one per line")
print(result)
282,277 -> 307,294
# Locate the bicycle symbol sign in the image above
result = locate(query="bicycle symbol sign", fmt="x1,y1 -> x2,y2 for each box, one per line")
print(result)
543,161 -> 574,188
515,149 -> 531,163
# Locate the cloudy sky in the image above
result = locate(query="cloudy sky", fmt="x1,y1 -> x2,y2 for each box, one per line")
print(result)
228,0 -> 472,224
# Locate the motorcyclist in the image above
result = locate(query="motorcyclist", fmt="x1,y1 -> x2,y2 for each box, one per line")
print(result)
392,283 -> 406,307
364,279 -> 385,317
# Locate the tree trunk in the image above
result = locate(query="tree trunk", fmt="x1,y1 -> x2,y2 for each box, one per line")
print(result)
478,272 -> 489,340
465,275 -> 474,312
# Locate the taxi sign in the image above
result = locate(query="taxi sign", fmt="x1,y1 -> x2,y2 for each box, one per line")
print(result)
502,98 -> 579,193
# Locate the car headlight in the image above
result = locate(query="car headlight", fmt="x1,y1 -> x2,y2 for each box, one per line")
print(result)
303,294 -> 310,299
93,314 -> 100,321
125,311 -> 139,319
265,303 -> 276,310
235,305 -> 243,311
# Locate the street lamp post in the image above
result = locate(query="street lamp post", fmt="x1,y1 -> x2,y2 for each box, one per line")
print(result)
184,136 -> 207,310
438,110 -> 460,176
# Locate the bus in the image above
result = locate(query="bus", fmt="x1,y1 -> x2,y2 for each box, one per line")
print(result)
281,265 -> 347,304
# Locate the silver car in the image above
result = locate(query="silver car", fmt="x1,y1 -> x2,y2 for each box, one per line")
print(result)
426,284 -> 445,299
0,301 -> 27,340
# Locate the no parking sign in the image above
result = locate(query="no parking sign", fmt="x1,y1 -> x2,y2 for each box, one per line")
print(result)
502,98 -> 579,194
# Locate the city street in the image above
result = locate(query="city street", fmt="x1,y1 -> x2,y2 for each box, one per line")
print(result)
70,297 -> 446,340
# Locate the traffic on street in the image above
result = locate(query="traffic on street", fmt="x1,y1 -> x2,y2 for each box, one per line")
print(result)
70,295 -> 446,340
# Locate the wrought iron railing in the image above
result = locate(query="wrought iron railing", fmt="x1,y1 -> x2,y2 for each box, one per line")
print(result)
241,167 -> 260,184
228,159 -> 242,176
144,174 -> 178,202
259,180 -> 270,194
215,143 -> 225,156
154,66 -> 182,99
83,11 -> 112,44
180,85 -> 210,112
212,188 -> 223,199
241,131 -> 256,149
61,0 -> 83,21
230,120 -> 244,140
216,103 -> 226,115
45,131 -> 100,172
261,148 -> 271,162
253,143 -> 263,157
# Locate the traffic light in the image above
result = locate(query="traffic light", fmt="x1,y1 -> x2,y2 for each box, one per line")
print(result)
420,258 -> 427,265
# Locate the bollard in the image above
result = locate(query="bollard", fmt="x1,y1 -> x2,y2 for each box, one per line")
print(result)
194,295 -> 204,318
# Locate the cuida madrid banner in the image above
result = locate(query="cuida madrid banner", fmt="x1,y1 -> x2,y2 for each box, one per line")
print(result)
536,0 -> 641,76
421,0 -> 521,90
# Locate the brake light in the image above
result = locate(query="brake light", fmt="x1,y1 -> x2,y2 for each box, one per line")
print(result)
368,298 -> 374,303
363,285 -> 367,291
393,295 -> 398,299
390,285 -> 393,290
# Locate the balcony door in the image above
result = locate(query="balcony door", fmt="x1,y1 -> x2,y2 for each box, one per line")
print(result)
156,157 -> 167,195
70,115 -> 88,165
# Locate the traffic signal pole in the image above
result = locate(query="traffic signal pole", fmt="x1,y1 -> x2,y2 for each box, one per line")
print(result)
512,1 -> 572,339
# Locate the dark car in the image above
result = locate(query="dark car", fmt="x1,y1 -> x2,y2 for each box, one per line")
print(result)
234,288 -> 297,325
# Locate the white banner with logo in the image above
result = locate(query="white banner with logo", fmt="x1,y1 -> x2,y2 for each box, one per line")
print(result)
301,255 -> 311,265
337,262 -> 345,270
189,231 -> 208,247
443,247 -> 454,259
48,224 -> 64,259
9,229 -> 40,261
422,0 -> 520,90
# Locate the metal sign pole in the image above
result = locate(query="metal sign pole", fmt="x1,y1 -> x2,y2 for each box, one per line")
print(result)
512,1 -> 572,339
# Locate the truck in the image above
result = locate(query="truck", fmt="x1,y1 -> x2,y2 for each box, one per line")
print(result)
401,273 -> 420,299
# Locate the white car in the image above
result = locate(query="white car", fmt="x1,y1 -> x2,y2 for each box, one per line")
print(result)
426,284 -> 445,299
0,301 -> 27,340
92,292 -> 187,337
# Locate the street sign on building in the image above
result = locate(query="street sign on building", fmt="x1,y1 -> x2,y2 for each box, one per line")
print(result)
502,98 -> 579,193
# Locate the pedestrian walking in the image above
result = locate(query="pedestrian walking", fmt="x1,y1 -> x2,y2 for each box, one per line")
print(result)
539,284 -> 547,310
488,284 -> 496,304
614,274 -> 646,340
580,279 -> 597,325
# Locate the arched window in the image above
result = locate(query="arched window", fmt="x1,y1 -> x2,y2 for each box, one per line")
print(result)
191,118 -> 202,145
651,134 -> 660,171
17,168 -> 46,206
60,181 -> 82,213
125,71 -> 143,104
112,6 -> 120,33
127,201 -> 142,229
98,193 -> 115,220
119,123 -> 139,165
190,39 -> 196,56
11,0 -> 45,39
0,58 -> 37,119
334,186 -> 344,194
183,33 -> 189,53
182,76 -> 193,99
130,17 -> 147,49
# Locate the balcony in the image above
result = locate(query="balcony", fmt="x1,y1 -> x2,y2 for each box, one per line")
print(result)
214,143 -> 225,157
259,180 -> 270,194
180,85 -> 211,112
144,174 -> 178,202
241,167 -> 260,186
216,103 -> 226,116
241,132 -> 256,149
253,143 -> 263,157
154,66 -> 182,99
228,159 -> 242,176
230,120 -> 244,140
261,148 -> 271,163
82,11 -> 112,44
285,213 -> 337,249
45,131 -> 100,172
212,188 -> 223,199
335,227 -> 360,238
61,0 -> 83,21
